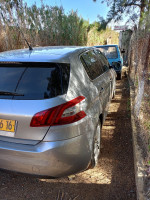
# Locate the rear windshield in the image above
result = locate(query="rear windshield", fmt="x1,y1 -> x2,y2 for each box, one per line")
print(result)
0,62 -> 70,100
98,46 -> 118,59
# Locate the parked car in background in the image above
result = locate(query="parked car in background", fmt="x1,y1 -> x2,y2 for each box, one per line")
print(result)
0,46 -> 116,177
95,44 -> 123,80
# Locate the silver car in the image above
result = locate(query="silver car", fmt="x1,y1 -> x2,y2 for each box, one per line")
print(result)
0,46 -> 116,177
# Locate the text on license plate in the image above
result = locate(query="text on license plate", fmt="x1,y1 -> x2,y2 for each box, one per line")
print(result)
0,119 -> 16,132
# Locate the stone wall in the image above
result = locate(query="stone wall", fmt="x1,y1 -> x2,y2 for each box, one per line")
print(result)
128,30 -> 150,175
128,30 -> 150,116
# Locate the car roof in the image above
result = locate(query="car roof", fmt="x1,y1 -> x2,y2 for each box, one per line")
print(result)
0,46 -> 93,63
95,44 -> 118,47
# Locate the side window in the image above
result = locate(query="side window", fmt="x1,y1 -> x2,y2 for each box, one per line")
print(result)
80,50 -> 104,80
95,49 -> 110,72
80,56 -> 91,78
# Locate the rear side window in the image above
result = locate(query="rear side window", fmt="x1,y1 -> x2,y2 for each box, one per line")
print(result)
0,62 -> 70,100
95,49 -> 109,72
97,46 -> 118,59
80,50 -> 104,80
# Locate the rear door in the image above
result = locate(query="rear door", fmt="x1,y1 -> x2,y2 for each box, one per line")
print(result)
0,62 -> 70,144
95,49 -> 113,100
80,50 -> 111,115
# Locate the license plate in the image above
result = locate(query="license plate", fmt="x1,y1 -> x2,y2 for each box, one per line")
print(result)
0,119 -> 16,133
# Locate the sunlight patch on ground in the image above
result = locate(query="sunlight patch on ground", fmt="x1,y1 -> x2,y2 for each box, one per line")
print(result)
103,126 -> 116,130
110,103 -> 121,111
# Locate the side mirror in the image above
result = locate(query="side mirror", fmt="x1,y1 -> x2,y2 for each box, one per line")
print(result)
121,50 -> 125,53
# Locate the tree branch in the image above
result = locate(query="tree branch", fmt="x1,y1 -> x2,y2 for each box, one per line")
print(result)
124,3 -> 141,8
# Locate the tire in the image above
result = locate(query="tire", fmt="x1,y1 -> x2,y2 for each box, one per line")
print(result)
117,72 -> 122,80
112,89 -> 115,99
90,122 -> 101,168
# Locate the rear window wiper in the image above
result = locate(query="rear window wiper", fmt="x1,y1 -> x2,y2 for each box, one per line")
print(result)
0,91 -> 24,96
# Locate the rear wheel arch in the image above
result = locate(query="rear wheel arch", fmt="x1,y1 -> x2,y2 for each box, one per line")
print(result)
89,120 -> 101,168
88,114 -> 103,169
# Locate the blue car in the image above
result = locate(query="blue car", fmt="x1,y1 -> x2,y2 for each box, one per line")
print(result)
95,45 -> 123,80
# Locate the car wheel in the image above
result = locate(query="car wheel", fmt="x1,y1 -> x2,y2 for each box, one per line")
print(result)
90,122 -> 101,168
112,89 -> 115,99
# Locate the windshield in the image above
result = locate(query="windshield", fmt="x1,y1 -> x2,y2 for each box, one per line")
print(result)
98,46 -> 118,59
0,62 -> 70,100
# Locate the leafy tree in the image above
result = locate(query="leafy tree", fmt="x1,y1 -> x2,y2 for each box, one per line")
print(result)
0,0 -> 118,51
93,0 -> 150,28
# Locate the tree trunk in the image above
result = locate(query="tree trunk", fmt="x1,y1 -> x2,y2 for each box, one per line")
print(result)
139,0 -> 146,27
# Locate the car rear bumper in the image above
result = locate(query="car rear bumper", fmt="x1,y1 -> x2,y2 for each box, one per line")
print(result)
0,134 -> 91,177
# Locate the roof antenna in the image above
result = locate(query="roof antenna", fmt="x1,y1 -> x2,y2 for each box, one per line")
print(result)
17,24 -> 33,51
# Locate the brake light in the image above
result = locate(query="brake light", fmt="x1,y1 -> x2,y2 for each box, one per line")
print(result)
30,96 -> 86,127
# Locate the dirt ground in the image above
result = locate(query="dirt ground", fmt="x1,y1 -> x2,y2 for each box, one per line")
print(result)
0,74 -> 136,200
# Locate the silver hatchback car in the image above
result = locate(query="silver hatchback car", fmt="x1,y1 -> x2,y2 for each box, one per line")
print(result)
0,46 -> 116,177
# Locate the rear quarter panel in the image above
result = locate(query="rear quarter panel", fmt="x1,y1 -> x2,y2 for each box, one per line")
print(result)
43,52 -> 102,155
60,53 -> 101,139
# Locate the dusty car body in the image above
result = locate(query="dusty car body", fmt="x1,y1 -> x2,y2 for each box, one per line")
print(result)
0,46 -> 116,177
95,44 -> 123,80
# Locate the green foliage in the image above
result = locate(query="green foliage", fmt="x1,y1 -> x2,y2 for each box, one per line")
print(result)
0,1 -> 90,50
94,0 -> 150,30
135,76 -> 139,87
145,121 -> 150,130
0,0 -> 119,51
87,25 -> 119,46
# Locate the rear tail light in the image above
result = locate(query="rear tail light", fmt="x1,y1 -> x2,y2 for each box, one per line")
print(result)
30,96 -> 86,127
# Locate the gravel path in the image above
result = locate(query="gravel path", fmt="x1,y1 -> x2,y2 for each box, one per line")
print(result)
0,74 -> 136,200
